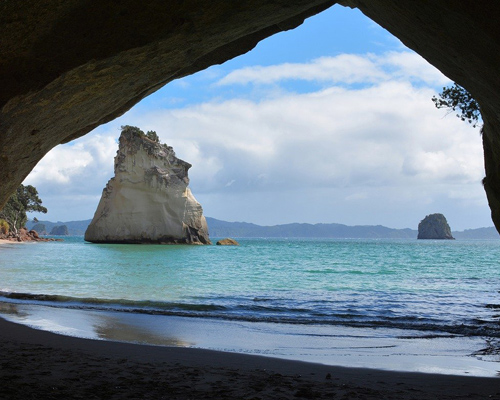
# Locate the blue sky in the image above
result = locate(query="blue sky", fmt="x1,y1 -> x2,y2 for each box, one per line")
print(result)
25,5 -> 490,230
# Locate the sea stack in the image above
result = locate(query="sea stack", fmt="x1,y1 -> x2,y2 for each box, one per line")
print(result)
417,213 -> 454,240
85,126 -> 211,244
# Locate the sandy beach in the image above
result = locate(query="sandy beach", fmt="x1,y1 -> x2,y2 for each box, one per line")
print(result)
0,317 -> 499,399
0,239 -> 18,245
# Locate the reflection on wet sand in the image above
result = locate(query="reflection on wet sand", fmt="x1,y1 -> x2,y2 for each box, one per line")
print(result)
93,314 -> 192,347
0,301 -> 192,347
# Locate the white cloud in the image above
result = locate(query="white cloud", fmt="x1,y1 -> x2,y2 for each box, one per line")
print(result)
217,54 -> 387,86
24,134 -> 116,196
380,51 -> 449,86
28,147 -> 93,185
217,51 -> 450,87
136,81 -> 482,193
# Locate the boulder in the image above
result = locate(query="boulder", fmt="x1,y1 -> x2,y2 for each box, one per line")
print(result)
85,126 -> 211,244
417,213 -> 454,240
216,238 -> 240,246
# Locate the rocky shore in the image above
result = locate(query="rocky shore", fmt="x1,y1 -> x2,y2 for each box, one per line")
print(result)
0,227 -> 61,243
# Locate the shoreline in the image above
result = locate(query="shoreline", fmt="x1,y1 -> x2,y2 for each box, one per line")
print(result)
0,301 -> 497,377
0,317 -> 499,399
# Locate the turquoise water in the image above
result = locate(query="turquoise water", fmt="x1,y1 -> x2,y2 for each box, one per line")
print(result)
1,237 -> 500,338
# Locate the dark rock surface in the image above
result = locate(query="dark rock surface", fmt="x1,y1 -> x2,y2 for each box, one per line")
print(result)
1,1 -> 500,231
417,214 -> 454,240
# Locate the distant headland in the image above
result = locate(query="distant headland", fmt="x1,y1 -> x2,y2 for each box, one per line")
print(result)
26,218 -> 500,240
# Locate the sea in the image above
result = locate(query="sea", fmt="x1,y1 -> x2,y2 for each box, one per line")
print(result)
1,236 -> 500,376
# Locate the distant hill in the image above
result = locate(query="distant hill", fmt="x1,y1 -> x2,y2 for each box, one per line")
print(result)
206,217 -> 418,238
452,227 -> 500,239
25,217 -> 499,239
206,218 -> 499,239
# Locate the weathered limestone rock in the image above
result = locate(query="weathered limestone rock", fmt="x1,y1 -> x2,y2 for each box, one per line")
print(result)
2,1 -> 500,231
417,213 -> 454,240
85,126 -> 210,244
216,238 -> 240,246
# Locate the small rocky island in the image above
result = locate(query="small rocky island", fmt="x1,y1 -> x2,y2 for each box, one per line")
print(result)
417,213 -> 454,240
50,225 -> 69,236
216,238 -> 239,246
84,126 -> 211,244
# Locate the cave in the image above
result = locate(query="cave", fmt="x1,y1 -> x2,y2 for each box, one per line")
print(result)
1,0 -> 500,229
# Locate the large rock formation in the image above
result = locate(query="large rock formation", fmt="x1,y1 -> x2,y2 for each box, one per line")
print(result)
84,126 -> 211,244
417,213 -> 454,240
2,2 -> 500,232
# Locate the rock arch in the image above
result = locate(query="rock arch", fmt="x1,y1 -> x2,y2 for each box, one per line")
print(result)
1,1 -> 500,229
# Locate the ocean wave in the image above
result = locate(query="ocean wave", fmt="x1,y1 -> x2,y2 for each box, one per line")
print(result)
0,290 -> 499,338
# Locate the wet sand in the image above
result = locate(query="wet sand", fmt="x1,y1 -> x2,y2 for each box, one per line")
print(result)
0,317 -> 499,399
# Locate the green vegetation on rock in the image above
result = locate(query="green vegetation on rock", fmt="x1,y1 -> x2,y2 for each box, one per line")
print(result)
0,219 -> 9,235
146,130 -> 159,143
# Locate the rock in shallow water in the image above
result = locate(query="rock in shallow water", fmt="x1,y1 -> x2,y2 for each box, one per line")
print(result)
216,238 -> 240,246
417,213 -> 454,240
84,126 -> 211,244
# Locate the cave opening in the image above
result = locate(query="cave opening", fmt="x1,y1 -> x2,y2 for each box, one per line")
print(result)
2,2 -> 500,380
23,4 -> 489,233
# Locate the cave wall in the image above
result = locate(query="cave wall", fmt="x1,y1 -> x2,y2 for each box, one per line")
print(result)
1,0 -> 500,230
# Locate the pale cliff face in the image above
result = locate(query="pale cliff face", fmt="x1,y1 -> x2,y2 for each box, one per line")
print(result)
84,128 -> 211,244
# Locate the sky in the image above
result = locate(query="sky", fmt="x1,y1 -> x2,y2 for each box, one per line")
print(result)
24,5 -> 490,230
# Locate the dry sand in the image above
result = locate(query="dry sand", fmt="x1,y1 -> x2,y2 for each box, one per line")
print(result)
0,318 -> 499,399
